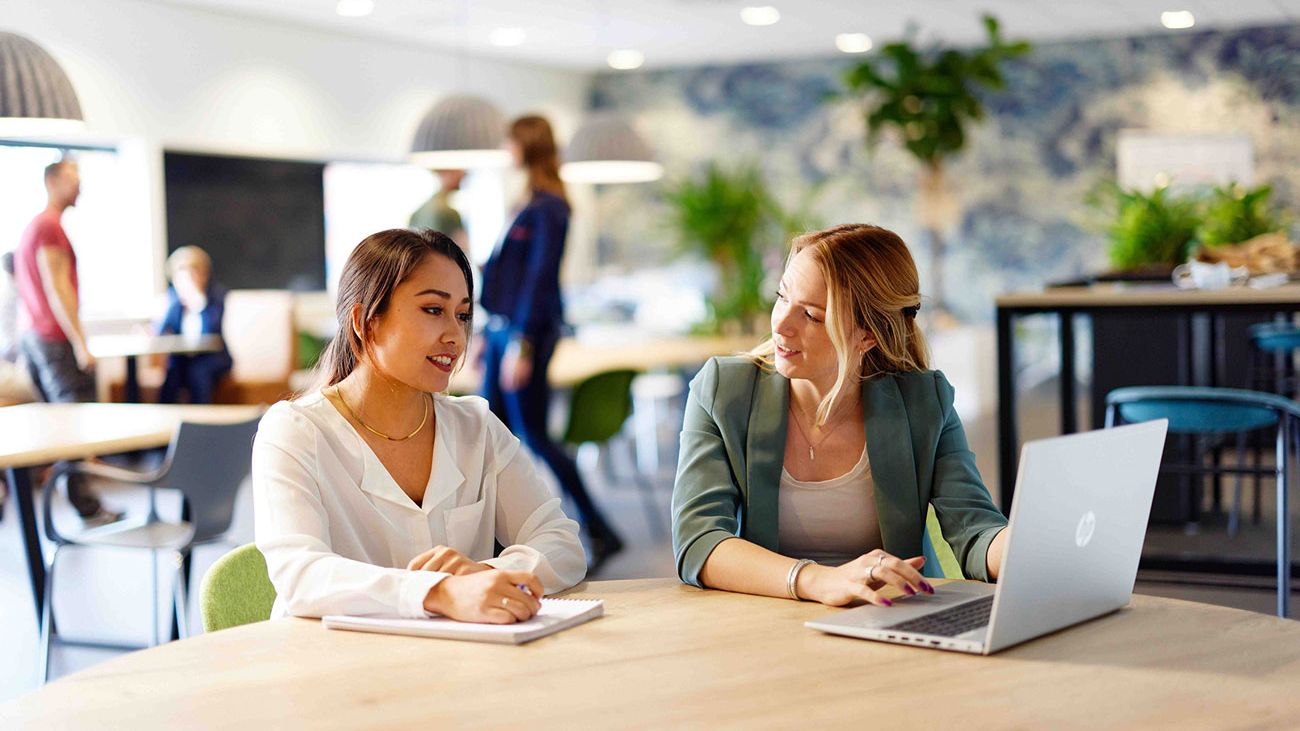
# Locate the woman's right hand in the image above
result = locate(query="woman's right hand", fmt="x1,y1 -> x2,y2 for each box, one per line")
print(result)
422,569 -> 544,624
797,550 -> 932,607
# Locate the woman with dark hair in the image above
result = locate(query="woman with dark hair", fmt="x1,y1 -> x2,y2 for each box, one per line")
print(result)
480,115 -> 624,569
673,224 -> 1007,606
253,228 -> 585,624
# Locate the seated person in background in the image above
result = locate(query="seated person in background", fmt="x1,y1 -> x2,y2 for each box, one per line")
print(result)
157,246 -> 232,404
253,228 -> 585,623
672,224 -> 1008,607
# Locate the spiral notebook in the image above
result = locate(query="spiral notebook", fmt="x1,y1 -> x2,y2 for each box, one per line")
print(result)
321,598 -> 604,645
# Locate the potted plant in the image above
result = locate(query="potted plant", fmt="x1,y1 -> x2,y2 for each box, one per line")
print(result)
838,15 -> 1030,314
664,162 -> 812,334
1200,183 -> 1288,247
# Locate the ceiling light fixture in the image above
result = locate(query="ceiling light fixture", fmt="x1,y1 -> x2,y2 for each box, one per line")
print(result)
336,0 -> 374,18
561,112 -> 663,184
740,6 -> 781,26
1160,11 -> 1195,29
0,30 -> 86,137
607,50 -> 645,70
835,33 -> 873,54
489,27 -> 526,47
409,94 -> 510,169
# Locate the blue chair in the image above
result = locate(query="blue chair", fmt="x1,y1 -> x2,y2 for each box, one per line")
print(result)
1106,386 -> 1297,618
38,417 -> 260,681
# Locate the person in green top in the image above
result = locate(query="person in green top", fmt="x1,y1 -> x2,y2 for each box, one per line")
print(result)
672,223 -> 1008,608
409,169 -> 468,254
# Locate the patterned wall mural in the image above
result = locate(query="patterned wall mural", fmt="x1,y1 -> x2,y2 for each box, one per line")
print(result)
587,24 -> 1300,322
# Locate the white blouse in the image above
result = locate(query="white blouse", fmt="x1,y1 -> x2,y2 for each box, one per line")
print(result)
777,445 -> 882,566
252,390 -> 586,619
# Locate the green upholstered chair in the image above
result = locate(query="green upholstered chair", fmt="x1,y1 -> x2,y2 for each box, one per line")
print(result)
200,543 -> 277,633
923,506 -> 964,580
561,369 -> 667,537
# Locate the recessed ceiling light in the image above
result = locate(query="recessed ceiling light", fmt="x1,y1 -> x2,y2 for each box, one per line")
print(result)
740,6 -> 780,26
607,50 -> 645,70
835,33 -> 873,54
336,0 -> 373,18
489,27 -> 526,47
1160,11 -> 1195,29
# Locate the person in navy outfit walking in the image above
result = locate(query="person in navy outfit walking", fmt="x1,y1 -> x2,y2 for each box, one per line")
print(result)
479,115 -> 624,571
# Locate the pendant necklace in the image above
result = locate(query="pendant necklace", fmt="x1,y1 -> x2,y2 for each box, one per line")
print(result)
787,401 -> 853,461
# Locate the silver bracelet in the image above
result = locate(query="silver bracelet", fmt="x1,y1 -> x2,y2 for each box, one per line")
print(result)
787,559 -> 815,600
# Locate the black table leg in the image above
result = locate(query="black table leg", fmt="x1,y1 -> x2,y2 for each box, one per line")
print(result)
7,466 -> 45,627
125,355 -> 140,403
1060,312 -> 1076,435
997,307 -> 1017,515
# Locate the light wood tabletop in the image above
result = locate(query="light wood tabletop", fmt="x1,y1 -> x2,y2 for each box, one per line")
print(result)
87,333 -> 225,359
451,334 -> 756,392
996,282 -> 1300,309
0,402 -> 264,469
3,578 -> 1299,730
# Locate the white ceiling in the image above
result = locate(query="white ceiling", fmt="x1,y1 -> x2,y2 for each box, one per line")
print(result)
158,0 -> 1300,70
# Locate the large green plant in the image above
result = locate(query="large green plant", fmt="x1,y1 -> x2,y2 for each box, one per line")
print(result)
1105,186 -> 1201,269
839,15 -> 1029,313
1200,183 -> 1287,247
664,163 -> 794,334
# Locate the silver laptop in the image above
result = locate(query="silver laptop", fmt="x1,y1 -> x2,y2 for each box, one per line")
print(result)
805,419 -> 1168,654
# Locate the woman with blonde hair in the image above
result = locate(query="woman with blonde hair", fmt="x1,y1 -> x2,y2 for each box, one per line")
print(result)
479,115 -> 624,570
672,224 -> 1007,606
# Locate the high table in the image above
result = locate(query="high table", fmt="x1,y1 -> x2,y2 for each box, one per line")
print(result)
0,402 -> 264,627
3,578 -> 1299,729
996,283 -> 1300,509
88,333 -> 225,402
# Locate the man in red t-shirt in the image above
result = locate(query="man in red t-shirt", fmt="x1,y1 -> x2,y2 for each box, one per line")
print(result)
15,159 -> 120,526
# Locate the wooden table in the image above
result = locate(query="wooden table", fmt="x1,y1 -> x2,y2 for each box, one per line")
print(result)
451,334 -> 756,393
0,403 -> 263,626
3,578 -> 1299,729
88,333 -> 224,402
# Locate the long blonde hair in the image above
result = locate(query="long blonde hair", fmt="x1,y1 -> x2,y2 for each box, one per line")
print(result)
748,223 -> 929,425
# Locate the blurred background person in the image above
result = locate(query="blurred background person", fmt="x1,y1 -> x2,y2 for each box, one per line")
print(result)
409,168 -> 469,255
0,252 -> 37,403
157,245 -> 232,404
14,158 -> 121,527
479,115 -> 624,571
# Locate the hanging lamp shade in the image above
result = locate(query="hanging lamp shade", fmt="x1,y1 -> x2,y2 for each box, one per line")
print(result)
560,112 -> 662,184
409,94 -> 510,169
0,30 -> 85,136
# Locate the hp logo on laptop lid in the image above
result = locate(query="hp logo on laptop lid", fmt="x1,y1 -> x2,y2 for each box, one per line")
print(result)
1076,511 -> 1096,548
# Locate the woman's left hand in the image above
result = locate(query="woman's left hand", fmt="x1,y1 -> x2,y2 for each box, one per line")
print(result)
407,545 -> 492,576
500,343 -> 533,392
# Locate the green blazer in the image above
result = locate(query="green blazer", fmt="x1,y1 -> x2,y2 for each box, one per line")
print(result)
672,356 -> 1007,587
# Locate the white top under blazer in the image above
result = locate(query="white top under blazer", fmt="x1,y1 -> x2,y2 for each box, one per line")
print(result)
253,390 -> 587,619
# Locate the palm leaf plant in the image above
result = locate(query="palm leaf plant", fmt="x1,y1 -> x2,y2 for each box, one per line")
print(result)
839,15 -> 1030,313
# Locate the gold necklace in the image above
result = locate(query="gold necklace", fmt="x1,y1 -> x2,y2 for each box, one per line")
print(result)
787,400 -> 855,462
334,386 -> 429,442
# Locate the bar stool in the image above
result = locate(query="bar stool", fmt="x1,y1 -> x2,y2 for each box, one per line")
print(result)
1106,386 -> 1296,617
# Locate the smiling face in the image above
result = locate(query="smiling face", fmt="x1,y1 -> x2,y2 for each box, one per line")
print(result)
771,248 -> 875,389
359,252 -> 471,394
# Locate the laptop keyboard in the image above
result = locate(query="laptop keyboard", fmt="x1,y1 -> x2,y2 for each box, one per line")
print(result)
883,595 -> 995,637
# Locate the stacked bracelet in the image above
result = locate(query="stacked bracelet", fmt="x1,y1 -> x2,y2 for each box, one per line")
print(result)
786,559 -> 815,600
